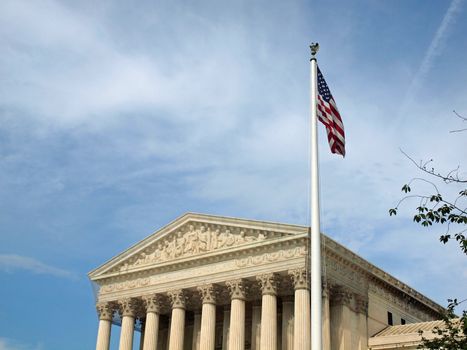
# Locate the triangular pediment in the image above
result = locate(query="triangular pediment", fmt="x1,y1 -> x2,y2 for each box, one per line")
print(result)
89,213 -> 306,280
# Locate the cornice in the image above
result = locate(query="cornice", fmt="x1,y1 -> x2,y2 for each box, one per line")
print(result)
93,234 -> 307,283
88,213 -> 306,279
322,236 -> 444,315
89,212 -> 444,317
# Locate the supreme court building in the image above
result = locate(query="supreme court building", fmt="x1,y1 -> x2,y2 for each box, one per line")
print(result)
88,213 -> 444,350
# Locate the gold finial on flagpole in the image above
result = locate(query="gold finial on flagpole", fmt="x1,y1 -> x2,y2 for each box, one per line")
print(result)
310,42 -> 319,60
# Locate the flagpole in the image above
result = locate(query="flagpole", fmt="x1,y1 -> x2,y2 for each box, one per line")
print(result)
310,43 -> 322,350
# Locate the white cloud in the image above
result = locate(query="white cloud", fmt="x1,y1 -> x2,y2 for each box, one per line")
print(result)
0,254 -> 76,280
401,0 -> 464,116
0,338 -> 43,350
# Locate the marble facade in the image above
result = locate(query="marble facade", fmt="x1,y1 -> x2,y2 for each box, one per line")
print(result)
88,213 -> 444,350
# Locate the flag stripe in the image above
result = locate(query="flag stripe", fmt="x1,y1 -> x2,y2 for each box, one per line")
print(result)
316,66 -> 345,157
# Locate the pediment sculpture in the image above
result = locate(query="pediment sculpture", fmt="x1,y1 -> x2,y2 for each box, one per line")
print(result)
113,223 -> 273,272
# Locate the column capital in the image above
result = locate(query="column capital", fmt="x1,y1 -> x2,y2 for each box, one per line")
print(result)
257,273 -> 279,296
226,279 -> 247,300
142,294 -> 161,313
330,286 -> 353,307
354,294 -> 369,315
96,302 -> 114,321
322,279 -> 330,298
118,298 -> 139,317
167,289 -> 186,309
289,268 -> 309,290
197,284 -> 217,304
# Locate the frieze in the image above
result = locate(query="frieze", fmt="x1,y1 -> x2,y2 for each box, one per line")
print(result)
100,277 -> 151,293
369,280 -> 437,321
235,247 -> 306,267
324,251 -> 366,289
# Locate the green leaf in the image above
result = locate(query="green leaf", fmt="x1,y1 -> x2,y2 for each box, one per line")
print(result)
402,184 -> 411,193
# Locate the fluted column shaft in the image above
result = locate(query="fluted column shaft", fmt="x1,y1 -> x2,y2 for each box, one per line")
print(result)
140,323 -> 145,350
250,303 -> 261,350
142,295 -> 161,350
119,298 -> 138,350
120,315 -> 136,350
330,287 -> 352,350
96,303 -> 113,350
257,273 -> 278,350
222,307 -> 230,350
281,299 -> 294,350
192,313 -> 202,350
229,299 -> 245,350
322,286 -> 331,350
355,296 -> 368,350
198,284 -> 217,350
143,313 -> 159,350
226,279 -> 246,350
289,268 -> 310,350
168,290 -> 186,350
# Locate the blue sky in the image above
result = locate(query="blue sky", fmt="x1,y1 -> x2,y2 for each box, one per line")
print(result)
1,0 -> 466,348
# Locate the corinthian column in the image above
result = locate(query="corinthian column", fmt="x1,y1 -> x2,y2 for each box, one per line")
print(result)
281,297 -> 294,350
330,287 -> 352,350
167,290 -> 186,350
222,306 -> 230,350
226,279 -> 246,350
118,298 -> 138,350
250,302 -> 261,350
192,312 -> 202,350
257,273 -> 279,350
142,294 -> 161,350
95,302 -> 113,350
289,268 -> 310,350
322,283 -> 331,350
354,295 -> 368,350
198,284 -> 217,350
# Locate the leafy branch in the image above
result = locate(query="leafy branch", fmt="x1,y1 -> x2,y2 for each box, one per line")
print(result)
389,151 -> 467,253
418,299 -> 467,349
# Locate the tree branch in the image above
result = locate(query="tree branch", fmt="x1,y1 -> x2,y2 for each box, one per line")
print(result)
400,148 -> 467,183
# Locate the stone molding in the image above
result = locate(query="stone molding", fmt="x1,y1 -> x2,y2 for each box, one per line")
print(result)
118,298 -> 139,317
96,302 -> 114,321
90,214 -> 444,321
236,246 -> 306,268
109,223 -> 280,273
369,280 -> 439,321
142,294 -> 161,313
167,289 -> 186,309
288,268 -> 309,290
257,273 -> 279,296
197,284 -> 217,304
226,279 -> 247,300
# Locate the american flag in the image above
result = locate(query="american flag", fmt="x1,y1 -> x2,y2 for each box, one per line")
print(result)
317,66 -> 345,157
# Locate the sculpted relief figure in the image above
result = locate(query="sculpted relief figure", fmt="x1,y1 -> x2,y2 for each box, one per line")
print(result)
121,224 -> 268,270
198,225 -> 210,251
174,231 -> 186,257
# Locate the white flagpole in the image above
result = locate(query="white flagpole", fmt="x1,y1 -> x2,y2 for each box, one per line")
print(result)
310,43 -> 322,350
